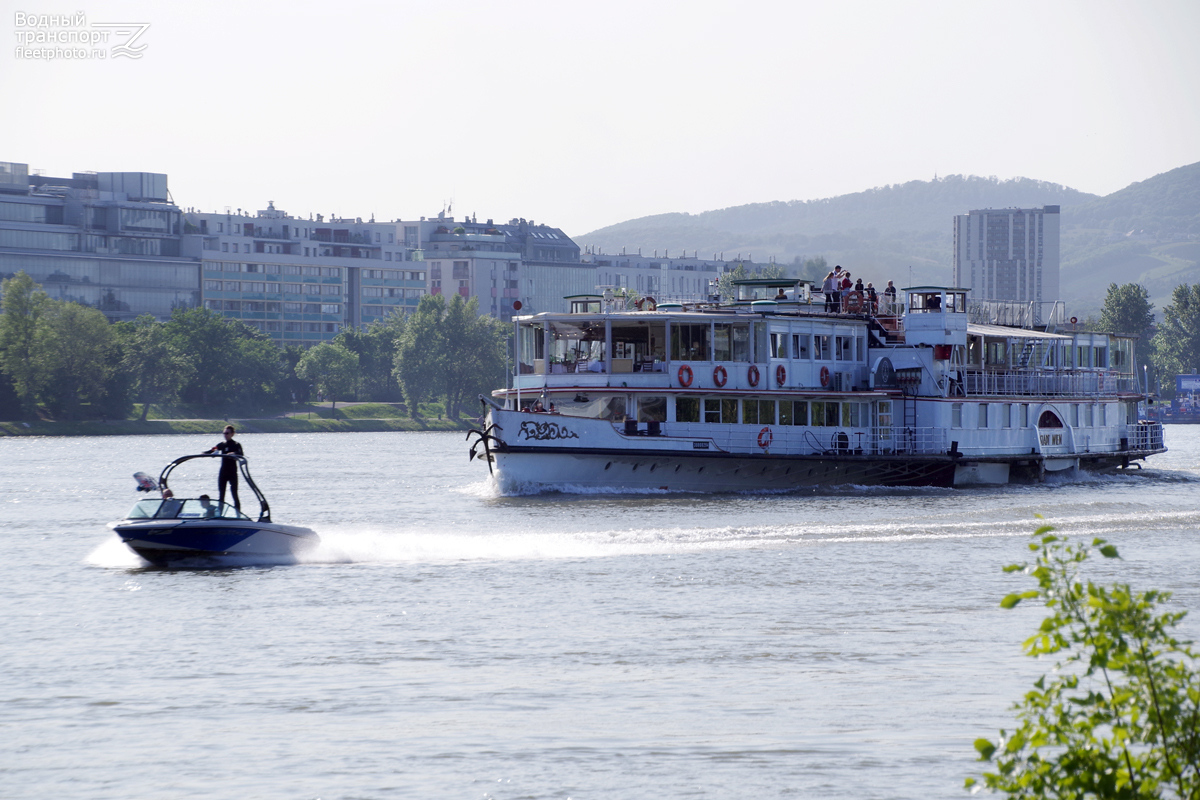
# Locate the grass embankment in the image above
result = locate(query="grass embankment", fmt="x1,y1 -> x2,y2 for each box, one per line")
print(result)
0,403 -> 479,437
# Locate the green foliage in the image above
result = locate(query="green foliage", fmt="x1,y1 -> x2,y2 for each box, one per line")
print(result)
296,342 -> 359,409
394,294 -> 446,417
393,294 -> 508,419
968,527 -> 1200,799
0,271 -> 50,417
334,312 -> 405,402
1099,283 -> 1156,370
1152,284 -> 1200,396
0,273 -> 502,421
439,294 -> 507,419
167,307 -> 247,407
117,314 -> 195,421
35,300 -> 116,420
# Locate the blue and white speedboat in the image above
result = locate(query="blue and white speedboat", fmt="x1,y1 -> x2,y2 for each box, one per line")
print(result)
110,453 -> 318,566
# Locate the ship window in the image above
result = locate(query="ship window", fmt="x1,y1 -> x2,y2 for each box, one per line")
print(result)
675,397 -> 700,423
815,335 -> 831,360
979,404 -> 989,429
671,324 -> 710,361
876,401 -> 892,431
841,402 -> 864,427
810,401 -> 839,427
792,334 -> 810,359
836,336 -> 853,361
638,396 -> 666,423
779,400 -> 808,425
952,403 -> 963,428
1069,404 -> 1079,426
743,399 -> 775,425
713,323 -> 750,362
1099,404 -> 1107,426
703,398 -> 737,423
1002,404 -> 1012,428
1020,404 -> 1029,427
1082,404 -> 1093,426
769,333 -> 787,359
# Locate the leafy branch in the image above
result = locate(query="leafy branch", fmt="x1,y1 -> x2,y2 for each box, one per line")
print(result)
968,525 -> 1200,799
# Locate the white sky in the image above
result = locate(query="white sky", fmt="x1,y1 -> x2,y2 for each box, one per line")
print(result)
4,0 -> 1199,236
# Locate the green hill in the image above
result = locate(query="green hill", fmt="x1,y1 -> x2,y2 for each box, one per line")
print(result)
576,164 -> 1200,318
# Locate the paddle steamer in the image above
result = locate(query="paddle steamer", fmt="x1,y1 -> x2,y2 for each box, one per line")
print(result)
468,280 -> 1165,491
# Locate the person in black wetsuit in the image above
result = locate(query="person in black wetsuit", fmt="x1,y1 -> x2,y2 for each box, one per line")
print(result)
206,425 -> 243,511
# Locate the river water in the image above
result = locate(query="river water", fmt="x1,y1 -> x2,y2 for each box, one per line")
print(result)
2,428 -> 1199,799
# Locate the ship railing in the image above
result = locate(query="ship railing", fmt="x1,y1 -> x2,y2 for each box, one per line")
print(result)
1129,421 -> 1165,451
961,369 -> 1122,397
667,424 -> 948,456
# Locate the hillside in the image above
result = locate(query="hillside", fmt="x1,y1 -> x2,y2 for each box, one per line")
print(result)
576,164 -> 1200,318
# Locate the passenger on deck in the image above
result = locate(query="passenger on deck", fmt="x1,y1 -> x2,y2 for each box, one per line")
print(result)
774,288 -> 787,300
823,272 -> 837,312
866,283 -> 878,313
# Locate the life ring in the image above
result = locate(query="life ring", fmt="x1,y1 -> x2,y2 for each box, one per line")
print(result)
748,365 -> 760,387
775,364 -> 786,386
636,296 -> 657,311
713,365 -> 728,387
844,290 -> 864,313
820,366 -> 831,387
1070,316 -> 1078,325
757,426 -> 773,449
677,364 -> 693,387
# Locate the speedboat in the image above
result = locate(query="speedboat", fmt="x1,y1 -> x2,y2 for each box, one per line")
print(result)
110,453 -> 319,566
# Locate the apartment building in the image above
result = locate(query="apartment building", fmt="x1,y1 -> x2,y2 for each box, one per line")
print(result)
183,204 -> 426,345
952,206 -> 1061,306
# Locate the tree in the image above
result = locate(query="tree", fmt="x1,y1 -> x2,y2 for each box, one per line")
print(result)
117,315 -> 195,421
334,311 -> 405,402
167,307 -> 245,407
1099,283 -> 1155,371
229,327 -> 287,410
35,300 -> 116,419
296,341 -> 359,409
440,295 -> 507,419
394,294 -> 446,418
0,272 -> 49,417
1151,284 -> 1200,396
714,263 -> 786,301
968,528 -> 1200,799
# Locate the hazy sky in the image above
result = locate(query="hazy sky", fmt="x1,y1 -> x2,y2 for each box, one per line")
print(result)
5,0 -> 1199,236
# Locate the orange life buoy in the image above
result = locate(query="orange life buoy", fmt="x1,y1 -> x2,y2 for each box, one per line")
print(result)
757,426 -> 773,449
844,290 -> 863,313
820,366 -> 831,387
713,365 -> 728,387
678,364 -> 693,387
748,365 -> 760,387
775,364 -> 786,386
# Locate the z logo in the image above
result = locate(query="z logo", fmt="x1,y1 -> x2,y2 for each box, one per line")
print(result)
93,23 -> 151,58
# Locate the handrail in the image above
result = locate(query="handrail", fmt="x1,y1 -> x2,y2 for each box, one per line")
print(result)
158,453 -> 271,522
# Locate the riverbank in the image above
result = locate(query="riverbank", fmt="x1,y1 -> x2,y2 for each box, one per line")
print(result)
0,403 -> 477,437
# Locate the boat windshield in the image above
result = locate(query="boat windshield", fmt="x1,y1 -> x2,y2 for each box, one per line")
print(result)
125,498 -> 251,521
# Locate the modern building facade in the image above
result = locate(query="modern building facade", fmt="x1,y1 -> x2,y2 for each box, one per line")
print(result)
953,206 -> 1060,307
0,161 -> 200,319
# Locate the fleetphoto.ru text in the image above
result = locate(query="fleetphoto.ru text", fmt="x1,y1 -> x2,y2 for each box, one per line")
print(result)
13,11 -> 149,60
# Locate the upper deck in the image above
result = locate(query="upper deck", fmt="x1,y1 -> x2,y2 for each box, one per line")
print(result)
506,282 -> 1145,400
